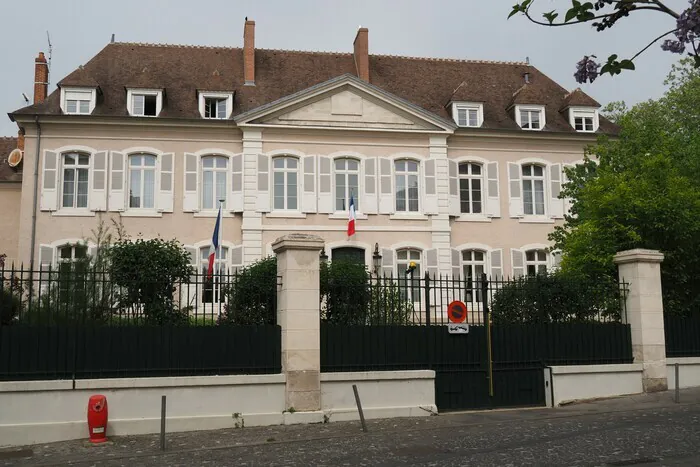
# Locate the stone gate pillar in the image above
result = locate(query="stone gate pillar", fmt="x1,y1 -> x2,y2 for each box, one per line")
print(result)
272,233 -> 324,411
613,249 -> 667,392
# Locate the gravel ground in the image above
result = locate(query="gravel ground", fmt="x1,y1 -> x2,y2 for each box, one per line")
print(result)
2,388 -> 700,466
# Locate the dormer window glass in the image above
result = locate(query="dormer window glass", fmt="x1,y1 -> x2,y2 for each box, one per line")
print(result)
569,108 -> 599,133
515,105 -> 546,131
198,92 -> 233,120
205,98 -> 227,119
60,88 -> 97,115
451,102 -> 483,128
126,89 -> 163,117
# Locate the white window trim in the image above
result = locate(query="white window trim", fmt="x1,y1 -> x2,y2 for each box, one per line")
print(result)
198,91 -> 234,120
60,87 -> 97,115
457,160 -> 487,218
568,107 -> 599,133
270,155 -> 302,213
451,102 -> 484,128
515,158 -> 552,220
57,150 -> 92,214
332,156 -> 363,215
393,158 -> 422,215
518,243 -> 555,274
121,147 -> 165,216
45,239 -> 96,266
126,88 -> 163,117
199,154 -> 230,212
515,105 -> 546,131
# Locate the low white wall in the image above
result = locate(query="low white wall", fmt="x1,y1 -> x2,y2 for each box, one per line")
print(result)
321,370 -> 437,422
667,357 -> 700,389
0,374 -> 286,448
550,364 -> 643,406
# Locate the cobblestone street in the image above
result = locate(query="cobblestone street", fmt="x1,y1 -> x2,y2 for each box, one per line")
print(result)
3,389 -> 700,466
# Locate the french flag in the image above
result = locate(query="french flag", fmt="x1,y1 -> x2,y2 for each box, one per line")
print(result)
207,205 -> 223,278
347,194 -> 356,237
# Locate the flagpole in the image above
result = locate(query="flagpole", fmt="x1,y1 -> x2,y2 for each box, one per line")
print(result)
218,199 -> 224,273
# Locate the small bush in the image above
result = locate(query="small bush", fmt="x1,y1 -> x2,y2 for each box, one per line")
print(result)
0,287 -> 21,325
320,260 -> 371,324
365,277 -> 414,325
219,256 -> 277,325
490,272 -> 624,324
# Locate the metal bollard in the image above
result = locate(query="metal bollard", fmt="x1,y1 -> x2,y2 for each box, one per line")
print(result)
675,363 -> 680,404
160,395 -> 167,450
352,384 -> 368,433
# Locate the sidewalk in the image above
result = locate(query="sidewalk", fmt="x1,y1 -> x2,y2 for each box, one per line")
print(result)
3,387 -> 700,466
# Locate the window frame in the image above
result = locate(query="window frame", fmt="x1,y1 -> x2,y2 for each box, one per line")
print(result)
199,244 -> 230,304
525,249 -> 549,276
395,248 -> 422,303
568,107 -> 599,133
200,155 -> 229,211
451,102 -> 484,128
521,163 -> 547,217
60,152 -> 91,210
198,91 -> 234,120
272,155 -> 301,212
458,162 -> 485,215
394,159 -> 421,213
60,87 -> 97,115
126,88 -> 163,117
515,105 -> 546,131
333,157 -> 361,213
461,249 -> 487,303
127,153 -> 158,211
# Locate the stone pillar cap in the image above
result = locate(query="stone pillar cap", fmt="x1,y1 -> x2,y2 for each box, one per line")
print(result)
613,249 -> 664,265
272,233 -> 325,253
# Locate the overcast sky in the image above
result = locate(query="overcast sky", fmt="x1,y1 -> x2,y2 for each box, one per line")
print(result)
0,0 -> 686,136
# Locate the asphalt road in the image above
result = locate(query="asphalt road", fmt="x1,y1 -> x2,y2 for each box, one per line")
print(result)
4,389 -> 700,466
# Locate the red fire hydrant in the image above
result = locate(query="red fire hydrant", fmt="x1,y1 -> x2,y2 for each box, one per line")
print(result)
87,395 -> 108,443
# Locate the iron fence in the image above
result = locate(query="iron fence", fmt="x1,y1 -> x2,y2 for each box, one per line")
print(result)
0,265 -> 281,381
664,313 -> 700,358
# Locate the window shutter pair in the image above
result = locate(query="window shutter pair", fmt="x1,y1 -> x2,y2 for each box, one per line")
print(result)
257,154 -> 316,213
40,150 -> 109,212
507,162 -> 564,218
110,152 -> 174,213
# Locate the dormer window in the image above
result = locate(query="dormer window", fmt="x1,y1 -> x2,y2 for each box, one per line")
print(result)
60,88 -> 96,115
198,92 -> 233,120
127,89 -> 163,117
451,102 -> 483,128
516,105 -> 545,131
569,108 -> 599,132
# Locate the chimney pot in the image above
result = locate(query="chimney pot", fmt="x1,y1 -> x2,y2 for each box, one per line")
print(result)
353,27 -> 369,82
244,19 -> 256,85
34,52 -> 49,105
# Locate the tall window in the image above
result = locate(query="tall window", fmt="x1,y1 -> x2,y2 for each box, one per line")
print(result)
129,154 -> 156,209
273,157 -> 298,210
397,249 -> 421,302
204,98 -> 227,119
522,164 -> 546,215
62,153 -> 90,209
335,158 -> 359,211
395,160 -> 419,212
462,250 -> 485,303
519,109 -> 542,130
202,156 -> 228,210
525,249 -> 548,275
200,246 -> 229,303
58,244 -> 88,298
459,162 -> 483,214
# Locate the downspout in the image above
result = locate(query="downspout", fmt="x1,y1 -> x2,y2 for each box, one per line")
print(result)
29,116 -> 41,269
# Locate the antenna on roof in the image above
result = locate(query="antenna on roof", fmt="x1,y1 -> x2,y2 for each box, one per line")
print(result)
111,34 -> 115,43
46,31 -> 53,86
21,93 -> 29,104
526,56 -> 530,65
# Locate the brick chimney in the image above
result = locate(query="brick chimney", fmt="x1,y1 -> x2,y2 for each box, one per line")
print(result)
17,129 -> 25,151
244,19 -> 255,85
34,52 -> 48,104
353,27 -> 369,82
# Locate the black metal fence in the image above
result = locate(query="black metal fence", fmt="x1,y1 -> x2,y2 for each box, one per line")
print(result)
664,313 -> 700,357
0,265 -> 281,381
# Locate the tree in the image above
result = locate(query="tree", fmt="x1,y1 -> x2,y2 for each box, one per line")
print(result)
508,0 -> 700,83
550,59 -> 700,315
219,256 -> 277,325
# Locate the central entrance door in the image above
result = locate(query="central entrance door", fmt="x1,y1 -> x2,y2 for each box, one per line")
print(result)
331,246 -> 365,266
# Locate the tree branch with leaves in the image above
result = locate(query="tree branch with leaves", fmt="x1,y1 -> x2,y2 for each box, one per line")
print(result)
509,0 -> 700,83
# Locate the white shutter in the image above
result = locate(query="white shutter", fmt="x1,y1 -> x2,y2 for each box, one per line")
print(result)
422,159 -> 438,215
230,245 -> 244,270
508,162 -> 523,218
380,248 -> 395,277
563,164 -> 573,217
451,248 -> 461,278
549,163 -> 564,219
108,151 -> 126,212
485,161 -> 500,218
511,249 -> 525,278
378,157 -> 394,214
426,248 -> 439,278
317,156 -> 333,214
158,153 -> 174,213
40,150 -> 58,211
39,245 -> 54,268
89,151 -> 107,212
551,250 -> 562,271
302,155 -> 317,213
488,249 -> 503,281
230,154 -> 244,213
256,154 -> 270,212
448,160 -> 460,216
183,153 -> 199,212
184,246 -> 198,284
362,157 -> 378,214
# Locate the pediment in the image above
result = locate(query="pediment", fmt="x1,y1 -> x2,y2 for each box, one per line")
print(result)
236,74 -> 455,133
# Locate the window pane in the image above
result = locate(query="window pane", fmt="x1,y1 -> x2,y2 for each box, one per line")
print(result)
535,180 -> 545,215
460,178 -> 471,213
523,179 -> 533,215
133,95 -> 145,115
474,251 -> 484,261
78,155 -> 89,166
522,165 -> 531,176
143,169 -> 155,209
335,173 -> 346,211
60,247 -> 73,259
457,108 -> 467,126
526,250 -> 535,261
348,174 -> 358,199
395,175 -> 406,211
459,163 -> 469,175
471,164 -> 481,175
287,172 -> 297,210
144,155 -> 156,167
468,109 -> 478,127
408,174 -> 419,212
287,158 -> 298,169
395,160 -> 405,172
62,169 -> 75,207
407,161 -> 418,172
347,159 -> 359,171
538,264 -> 547,274
202,157 -> 214,168
585,119 -> 594,131
217,99 -> 227,119
66,101 -> 77,113
531,111 -> 540,129
130,168 -> 142,208
202,171 -> 213,209
397,250 -> 407,260
533,165 -> 543,177
79,100 -> 90,114
215,171 -> 226,208
273,158 -> 284,169
215,157 -> 227,169
519,110 -> 528,127
537,250 -> 546,261
77,169 -> 89,208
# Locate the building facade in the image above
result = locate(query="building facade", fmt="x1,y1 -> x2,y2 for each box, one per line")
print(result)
6,20 -> 615,282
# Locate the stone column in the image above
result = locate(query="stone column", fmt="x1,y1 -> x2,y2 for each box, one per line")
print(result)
613,249 -> 667,392
272,233 -> 325,412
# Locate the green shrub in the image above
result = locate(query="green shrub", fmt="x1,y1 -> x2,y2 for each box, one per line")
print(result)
320,260 -> 371,324
219,256 -> 277,325
490,272 -> 624,324
365,277 -> 414,325
0,287 -> 21,325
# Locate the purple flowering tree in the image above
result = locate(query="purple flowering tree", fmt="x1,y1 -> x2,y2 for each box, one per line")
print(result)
509,0 -> 700,83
